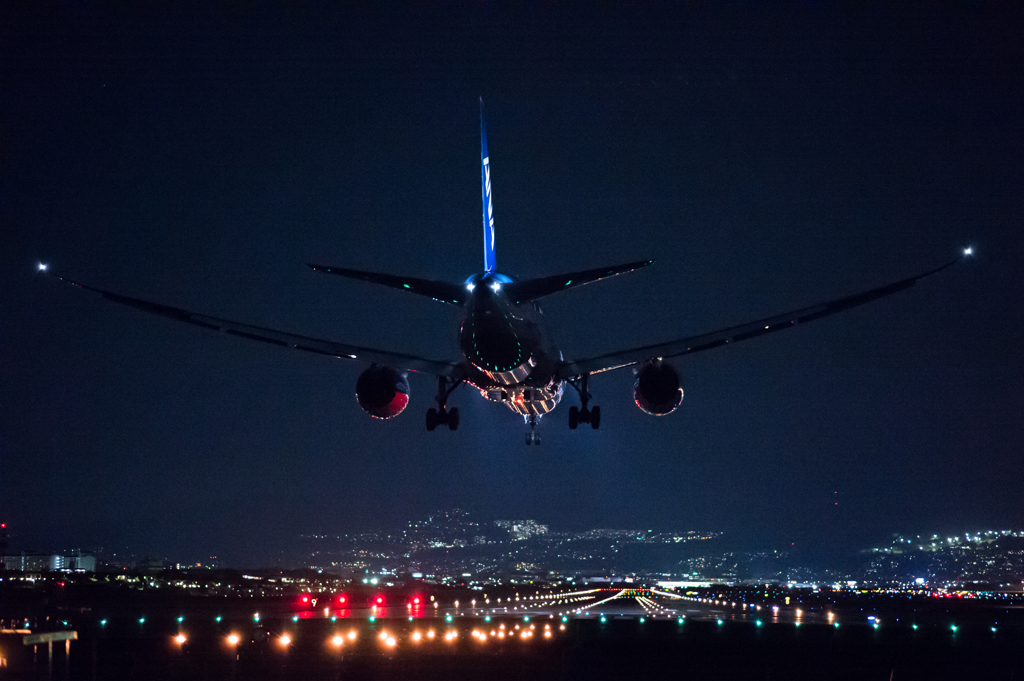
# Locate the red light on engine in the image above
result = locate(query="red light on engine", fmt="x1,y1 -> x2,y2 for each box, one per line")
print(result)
412,596 -> 421,604
301,595 -> 310,604
337,594 -> 347,604
375,595 -> 384,605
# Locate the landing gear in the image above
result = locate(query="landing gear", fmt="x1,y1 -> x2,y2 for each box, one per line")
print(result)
426,376 -> 462,432
525,413 -> 541,445
568,374 -> 600,430
426,407 -> 460,431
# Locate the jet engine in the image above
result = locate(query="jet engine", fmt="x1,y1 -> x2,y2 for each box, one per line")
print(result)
633,360 -> 683,416
355,366 -> 410,419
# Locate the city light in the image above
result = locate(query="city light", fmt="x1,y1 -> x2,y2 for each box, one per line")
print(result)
279,634 -> 291,646
331,635 -> 344,647
227,634 -> 240,646
175,634 -> 186,644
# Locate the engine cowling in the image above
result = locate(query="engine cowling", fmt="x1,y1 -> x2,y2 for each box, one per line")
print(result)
355,366 -> 410,419
633,360 -> 683,416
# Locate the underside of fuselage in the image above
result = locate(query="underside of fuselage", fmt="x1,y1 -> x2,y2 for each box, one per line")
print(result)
458,273 -> 565,419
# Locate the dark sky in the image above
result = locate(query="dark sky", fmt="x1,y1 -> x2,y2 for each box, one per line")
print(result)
2,4 -> 1022,567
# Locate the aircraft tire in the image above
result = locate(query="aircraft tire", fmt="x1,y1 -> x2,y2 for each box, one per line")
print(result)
591,406 -> 601,429
447,408 -> 460,431
568,406 -> 579,429
426,408 -> 438,431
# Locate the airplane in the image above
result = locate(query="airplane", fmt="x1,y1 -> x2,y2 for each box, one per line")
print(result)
40,99 -> 970,445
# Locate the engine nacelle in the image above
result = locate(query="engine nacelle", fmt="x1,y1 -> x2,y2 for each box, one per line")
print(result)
355,366 -> 410,419
633,360 -> 683,416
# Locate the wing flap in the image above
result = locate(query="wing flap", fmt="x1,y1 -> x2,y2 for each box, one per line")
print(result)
45,271 -> 464,378
557,255 -> 965,379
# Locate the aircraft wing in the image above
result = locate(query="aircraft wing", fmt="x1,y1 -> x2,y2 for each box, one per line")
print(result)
556,255 -> 966,379
43,270 -> 465,379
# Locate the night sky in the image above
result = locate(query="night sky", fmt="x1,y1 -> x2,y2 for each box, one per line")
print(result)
3,5 -> 1022,567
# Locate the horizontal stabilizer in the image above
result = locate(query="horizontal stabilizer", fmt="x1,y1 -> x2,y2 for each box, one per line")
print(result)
308,264 -> 467,306
503,259 -> 654,305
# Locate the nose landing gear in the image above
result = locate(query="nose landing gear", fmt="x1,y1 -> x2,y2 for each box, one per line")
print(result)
525,414 -> 541,445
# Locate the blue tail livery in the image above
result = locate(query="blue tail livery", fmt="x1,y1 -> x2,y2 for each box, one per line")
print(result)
481,98 -> 496,273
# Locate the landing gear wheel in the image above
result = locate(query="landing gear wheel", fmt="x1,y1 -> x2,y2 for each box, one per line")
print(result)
447,407 -> 460,431
426,408 -> 438,432
590,406 -> 601,429
568,406 -> 579,430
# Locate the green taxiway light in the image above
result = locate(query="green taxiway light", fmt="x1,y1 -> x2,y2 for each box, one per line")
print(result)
561,616 -> 568,622
138,618 -> 145,624
677,618 -> 684,624
600,616 -> 607,623
369,616 -> 376,623
177,616 -> 184,623
950,624 -> 958,632
292,616 -> 299,622
755,620 -> 762,627
991,626 -> 997,633
912,624 -> 918,630
100,620 -> 107,626
215,616 -> 222,623
485,616 -> 491,622
445,615 -> 452,622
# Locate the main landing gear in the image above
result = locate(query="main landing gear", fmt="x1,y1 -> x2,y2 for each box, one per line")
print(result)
426,376 -> 462,431
525,414 -> 541,445
568,373 -> 601,430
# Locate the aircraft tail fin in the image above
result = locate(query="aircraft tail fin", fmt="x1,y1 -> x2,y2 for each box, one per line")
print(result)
503,259 -> 655,305
307,264 -> 468,306
481,98 -> 496,273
